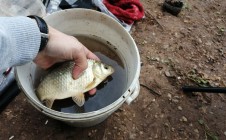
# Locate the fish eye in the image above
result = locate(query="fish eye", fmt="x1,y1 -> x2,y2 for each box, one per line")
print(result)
104,65 -> 109,69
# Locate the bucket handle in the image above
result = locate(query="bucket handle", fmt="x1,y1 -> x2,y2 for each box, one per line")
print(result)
125,81 -> 140,105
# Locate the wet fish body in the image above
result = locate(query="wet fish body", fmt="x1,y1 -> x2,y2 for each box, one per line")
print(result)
36,59 -> 114,108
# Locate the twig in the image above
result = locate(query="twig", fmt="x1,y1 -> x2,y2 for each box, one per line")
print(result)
218,93 -> 225,101
102,121 -> 107,140
140,83 -> 161,96
146,11 -> 164,30
102,128 -> 106,140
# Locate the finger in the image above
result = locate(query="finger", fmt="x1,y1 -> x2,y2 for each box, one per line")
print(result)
88,88 -> 97,95
72,49 -> 88,79
84,47 -> 100,61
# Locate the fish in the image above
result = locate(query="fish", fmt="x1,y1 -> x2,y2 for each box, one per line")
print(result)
36,59 -> 114,108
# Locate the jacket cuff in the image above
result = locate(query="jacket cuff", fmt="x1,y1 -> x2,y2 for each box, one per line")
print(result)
6,17 -> 41,67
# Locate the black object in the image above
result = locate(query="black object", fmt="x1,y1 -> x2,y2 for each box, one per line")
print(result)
0,68 -> 14,96
59,0 -> 96,9
182,86 -> 226,93
28,15 -> 49,52
42,0 -> 50,7
0,80 -> 20,113
162,0 -> 184,16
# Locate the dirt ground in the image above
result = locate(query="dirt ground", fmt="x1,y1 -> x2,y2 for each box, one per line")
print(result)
1,0 -> 226,139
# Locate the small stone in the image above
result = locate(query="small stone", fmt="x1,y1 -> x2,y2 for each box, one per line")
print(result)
139,131 -> 144,135
9,136 -> 14,140
149,57 -> 160,61
129,133 -> 136,139
167,93 -> 172,99
188,27 -> 193,31
194,129 -> 199,133
155,57 -> 160,61
198,38 -> 202,44
178,106 -> 183,110
165,71 -> 171,77
45,120 -> 48,125
88,132 -> 92,137
172,99 -> 179,103
142,40 -> 147,45
205,42 -> 212,46
216,76 -> 221,81
163,44 -> 169,49
164,123 -> 169,127
133,113 -> 136,117
181,116 -> 188,122
171,127 -> 175,132
174,32 -> 180,38
224,131 -> 226,136
214,82 -> 220,86
154,134 -> 158,138
184,19 -> 189,23
174,96 -> 180,99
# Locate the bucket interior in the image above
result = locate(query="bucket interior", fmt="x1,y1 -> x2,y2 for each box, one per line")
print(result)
15,9 -> 140,116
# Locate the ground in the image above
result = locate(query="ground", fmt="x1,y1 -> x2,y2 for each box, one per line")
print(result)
0,0 -> 226,139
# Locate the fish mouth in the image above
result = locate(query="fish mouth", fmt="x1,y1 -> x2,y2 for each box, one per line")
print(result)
110,67 -> 115,74
111,68 -> 115,74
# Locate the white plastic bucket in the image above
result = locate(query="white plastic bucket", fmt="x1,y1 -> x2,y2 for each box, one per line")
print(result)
15,9 -> 140,127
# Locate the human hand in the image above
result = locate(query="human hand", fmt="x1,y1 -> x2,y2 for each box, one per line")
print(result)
34,26 -> 99,95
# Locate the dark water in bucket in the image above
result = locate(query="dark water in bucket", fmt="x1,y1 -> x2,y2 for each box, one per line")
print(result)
51,35 -> 127,113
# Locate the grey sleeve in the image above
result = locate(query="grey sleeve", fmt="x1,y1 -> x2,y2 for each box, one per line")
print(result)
0,16 -> 41,72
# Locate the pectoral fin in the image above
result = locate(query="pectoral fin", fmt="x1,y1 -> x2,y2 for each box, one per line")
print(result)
72,93 -> 85,107
86,77 -> 97,90
43,99 -> 54,108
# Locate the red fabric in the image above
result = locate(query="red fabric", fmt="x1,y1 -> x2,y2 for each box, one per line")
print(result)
103,0 -> 144,24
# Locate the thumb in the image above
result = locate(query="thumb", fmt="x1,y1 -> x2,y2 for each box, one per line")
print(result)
72,51 -> 88,79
